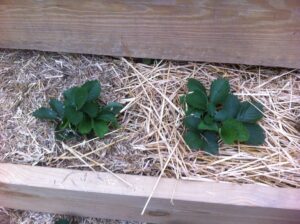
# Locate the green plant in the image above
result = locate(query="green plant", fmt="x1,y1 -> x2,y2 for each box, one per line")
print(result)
33,80 -> 123,141
181,78 -> 265,154
55,219 -> 69,224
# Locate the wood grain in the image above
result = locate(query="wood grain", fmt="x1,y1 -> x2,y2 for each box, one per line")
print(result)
0,0 -> 300,68
0,163 -> 299,223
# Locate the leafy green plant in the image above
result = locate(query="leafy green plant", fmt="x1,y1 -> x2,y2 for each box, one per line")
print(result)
181,78 -> 265,154
33,80 -> 123,141
55,219 -> 69,224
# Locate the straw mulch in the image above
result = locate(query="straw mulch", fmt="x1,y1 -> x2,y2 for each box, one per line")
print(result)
1,50 -> 300,223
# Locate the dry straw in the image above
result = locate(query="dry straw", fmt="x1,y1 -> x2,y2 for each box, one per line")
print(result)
1,50 -> 299,189
1,50 -> 300,222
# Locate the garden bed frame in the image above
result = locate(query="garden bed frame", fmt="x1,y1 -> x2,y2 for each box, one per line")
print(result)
0,0 -> 300,68
1,163 -> 300,224
0,0 -> 300,223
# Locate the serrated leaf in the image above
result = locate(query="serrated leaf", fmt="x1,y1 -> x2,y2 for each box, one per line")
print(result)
183,112 -> 202,130
63,87 -> 77,107
198,120 -> 219,132
209,78 -> 230,105
64,106 -> 83,125
93,120 -> 109,138
82,101 -> 98,118
82,80 -> 101,101
49,99 -> 64,118
214,94 -> 240,121
78,116 -> 92,134
224,94 -> 240,117
33,107 -> 57,120
186,90 -> 207,110
183,131 -> 204,150
74,87 -> 88,109
103,102 -> 123,115
97,110 -> 117,122
220,119 -> 249,144
244,123 -> 265,145
236,101 -> 263,123
187,78 -> 206,94
202,131 -> 219,154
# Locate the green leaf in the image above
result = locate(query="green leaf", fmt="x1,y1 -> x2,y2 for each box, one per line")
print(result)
74,87 -> 88,109
64,106 -> 83,125
103,102 -> 123,115
63,87 -> 77,107
207,103 -> 216,116
97,110 -> 117,122
223,94 -> 240,117
183,131 -> 204,150
78,116 -> 92,134
209,78 -> 230,105
183,112 -> 202,131
202,131 -> 219,154
186,106 -> 201,116
186,90 -> 208,111
244,123 -> 265,145
55,219 -> 70,224
49,99 -> 64,118
187,78 -> 206,94
203,114 -> 214,124
33,107 -> 57,120
82,80 -> 101,101
213,110 -> 228,122
59,118 -> 70,129
82,101 -> 98,118
236,101 -> 263,123
93,120 -> 109,138
220,119 -> 249,144
214,94 -> 240,121
198,120 -> 219,132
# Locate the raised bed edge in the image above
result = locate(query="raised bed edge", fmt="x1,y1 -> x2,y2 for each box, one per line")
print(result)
0,0 -> 300,68
0,163 -> 299,224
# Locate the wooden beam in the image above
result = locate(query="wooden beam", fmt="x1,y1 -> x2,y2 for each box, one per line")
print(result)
0,163 -> 299,223
0,0 -> 300,68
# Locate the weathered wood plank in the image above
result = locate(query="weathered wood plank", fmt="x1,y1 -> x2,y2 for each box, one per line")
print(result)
0,163 -> 299,223
0,0 -> 300,68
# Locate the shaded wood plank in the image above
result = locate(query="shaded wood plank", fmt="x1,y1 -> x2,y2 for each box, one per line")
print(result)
0,0 -> 300,68
0,163 -> 300,223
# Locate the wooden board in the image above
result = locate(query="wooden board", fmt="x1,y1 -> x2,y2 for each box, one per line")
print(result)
0,163 -> 300,224
0,0 -> 300,68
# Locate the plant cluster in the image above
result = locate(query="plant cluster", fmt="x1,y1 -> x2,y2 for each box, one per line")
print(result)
181,78 -> 265,154
33,80 -> 123,141
33,78 -> 265,155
